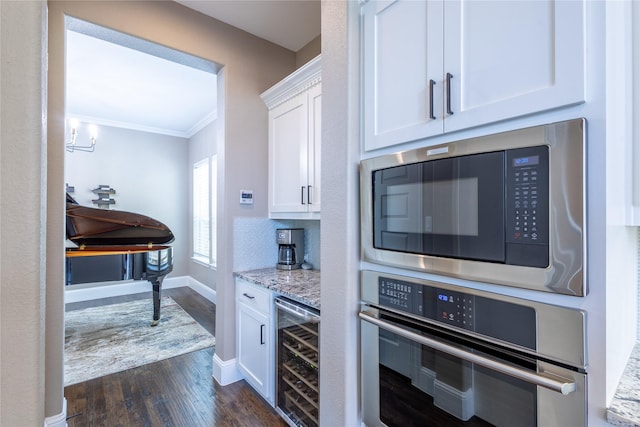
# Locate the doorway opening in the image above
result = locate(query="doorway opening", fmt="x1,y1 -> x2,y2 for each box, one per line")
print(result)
64,16 -> 220,300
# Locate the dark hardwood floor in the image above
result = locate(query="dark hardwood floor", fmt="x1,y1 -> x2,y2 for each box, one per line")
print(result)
65,286 -> 288,427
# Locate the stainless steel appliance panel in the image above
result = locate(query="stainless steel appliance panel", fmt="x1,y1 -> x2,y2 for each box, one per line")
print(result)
360,118 -> 585,295
360,270 -> 587,427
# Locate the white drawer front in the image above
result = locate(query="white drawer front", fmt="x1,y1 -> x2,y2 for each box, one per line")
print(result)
236,279 -> 271,313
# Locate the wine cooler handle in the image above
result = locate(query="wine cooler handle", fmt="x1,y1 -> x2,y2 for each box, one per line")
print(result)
359,310 -> 576,396
275,299 -> 319,324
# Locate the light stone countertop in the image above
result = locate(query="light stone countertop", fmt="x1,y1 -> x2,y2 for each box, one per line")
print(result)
234,267 -> 320,310
608,342 -> 640,426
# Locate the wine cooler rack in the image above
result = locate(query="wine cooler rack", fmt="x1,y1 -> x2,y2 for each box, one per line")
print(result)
278,318 -> 319,427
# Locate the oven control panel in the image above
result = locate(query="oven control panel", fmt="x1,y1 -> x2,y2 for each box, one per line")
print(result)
379,277 -> 424,316
379,276 -> 476,330
377,276 -> 536,349
435,289 -> 475,331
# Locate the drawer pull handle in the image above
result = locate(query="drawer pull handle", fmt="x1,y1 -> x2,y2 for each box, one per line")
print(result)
242,292 -> 255,300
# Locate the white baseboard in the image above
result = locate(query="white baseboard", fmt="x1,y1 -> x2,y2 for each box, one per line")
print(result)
44,397 -> 67,427
186,276 -> 216,304
213,353 -> 243,386
64,275 -> 216,305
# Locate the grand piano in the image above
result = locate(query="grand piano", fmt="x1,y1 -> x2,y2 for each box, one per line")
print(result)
65,193 -> 174,326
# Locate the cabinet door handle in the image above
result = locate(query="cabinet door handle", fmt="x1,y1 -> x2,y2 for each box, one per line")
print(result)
301,186 -> 306,205
242,292 -> 255,300
446,72 -> 454,116
428,79 -> 436,120
260,324 -> 265,345
307,185 -> 312,205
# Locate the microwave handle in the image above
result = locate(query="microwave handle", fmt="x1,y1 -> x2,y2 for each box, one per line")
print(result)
359,310 -> 576,396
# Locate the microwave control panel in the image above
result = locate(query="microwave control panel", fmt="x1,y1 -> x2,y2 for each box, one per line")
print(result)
377,276 -> 536,349
505,146 -> 550,268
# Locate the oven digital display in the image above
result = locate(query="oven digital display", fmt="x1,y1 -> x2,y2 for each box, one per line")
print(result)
438,293 -> 452,302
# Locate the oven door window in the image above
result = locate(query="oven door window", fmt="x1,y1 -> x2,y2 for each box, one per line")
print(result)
378,326 -> 536,427
372,152 -> 505,262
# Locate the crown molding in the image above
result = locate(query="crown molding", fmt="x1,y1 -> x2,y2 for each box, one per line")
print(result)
260,54 -> 321,109
68,111 -> 216,139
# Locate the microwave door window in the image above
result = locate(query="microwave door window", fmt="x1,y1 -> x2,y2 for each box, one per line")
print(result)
375,165 -> 425,253
424,177 -> 479,236
426,154 -> 505,262
373,152 -> 505,263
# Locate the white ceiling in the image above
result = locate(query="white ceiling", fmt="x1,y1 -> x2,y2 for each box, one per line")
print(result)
175,0 -> 321,52
65,1 -> 321,139
66,30 -> 218,138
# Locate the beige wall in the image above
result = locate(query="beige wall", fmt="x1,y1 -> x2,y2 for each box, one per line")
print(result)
47,0 -> 296,420
296,35 -> 322,69
0,1 -> 48,424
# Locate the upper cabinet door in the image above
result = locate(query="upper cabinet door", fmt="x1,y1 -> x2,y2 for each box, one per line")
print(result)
262,55 -> 321,219
443,0 -> 585,132
268,92 -> 309,214
361,0 -> 586,152
363,0 -> 444,151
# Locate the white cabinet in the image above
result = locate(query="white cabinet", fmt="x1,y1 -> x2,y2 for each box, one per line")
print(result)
262,55 -> 321,219
363,0 -> 585,151
236,278 -> 274,404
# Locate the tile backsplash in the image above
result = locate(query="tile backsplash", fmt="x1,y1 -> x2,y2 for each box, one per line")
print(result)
233,217 -> 320,272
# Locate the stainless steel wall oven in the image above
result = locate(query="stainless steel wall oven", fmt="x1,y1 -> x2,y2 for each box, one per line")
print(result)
360,119 -> 586,295
359,270 -> 587,427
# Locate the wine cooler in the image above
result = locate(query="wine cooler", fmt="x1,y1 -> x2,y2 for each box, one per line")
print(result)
275,297 -> 320,427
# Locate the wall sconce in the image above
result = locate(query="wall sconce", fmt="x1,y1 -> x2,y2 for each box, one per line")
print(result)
66,118 -> 97,152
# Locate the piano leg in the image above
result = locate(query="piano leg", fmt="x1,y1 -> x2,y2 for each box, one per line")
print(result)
150,275 -> 164,326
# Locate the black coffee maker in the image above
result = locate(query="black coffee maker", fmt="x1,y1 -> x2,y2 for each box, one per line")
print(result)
276,228 -> 304,270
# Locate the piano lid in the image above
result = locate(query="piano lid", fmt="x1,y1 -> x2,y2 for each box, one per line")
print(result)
66,193 -> 174,246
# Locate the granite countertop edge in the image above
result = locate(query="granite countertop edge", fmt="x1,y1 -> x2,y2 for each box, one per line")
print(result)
607,342 -> 640,427
234,267 -> 320,310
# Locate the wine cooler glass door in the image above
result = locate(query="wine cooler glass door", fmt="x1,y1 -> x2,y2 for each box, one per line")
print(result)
275,298 -> 320,427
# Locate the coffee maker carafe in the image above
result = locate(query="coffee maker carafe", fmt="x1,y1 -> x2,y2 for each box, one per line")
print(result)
276,228 -> 304,270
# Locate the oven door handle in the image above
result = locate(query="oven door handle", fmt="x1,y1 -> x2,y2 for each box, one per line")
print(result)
359,310 -> 576,396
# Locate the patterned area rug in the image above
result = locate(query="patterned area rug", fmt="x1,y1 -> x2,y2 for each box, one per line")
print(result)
64,296 -> 215,386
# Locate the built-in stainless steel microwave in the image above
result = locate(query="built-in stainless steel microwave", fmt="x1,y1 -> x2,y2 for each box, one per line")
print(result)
360,119 -> 586,296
